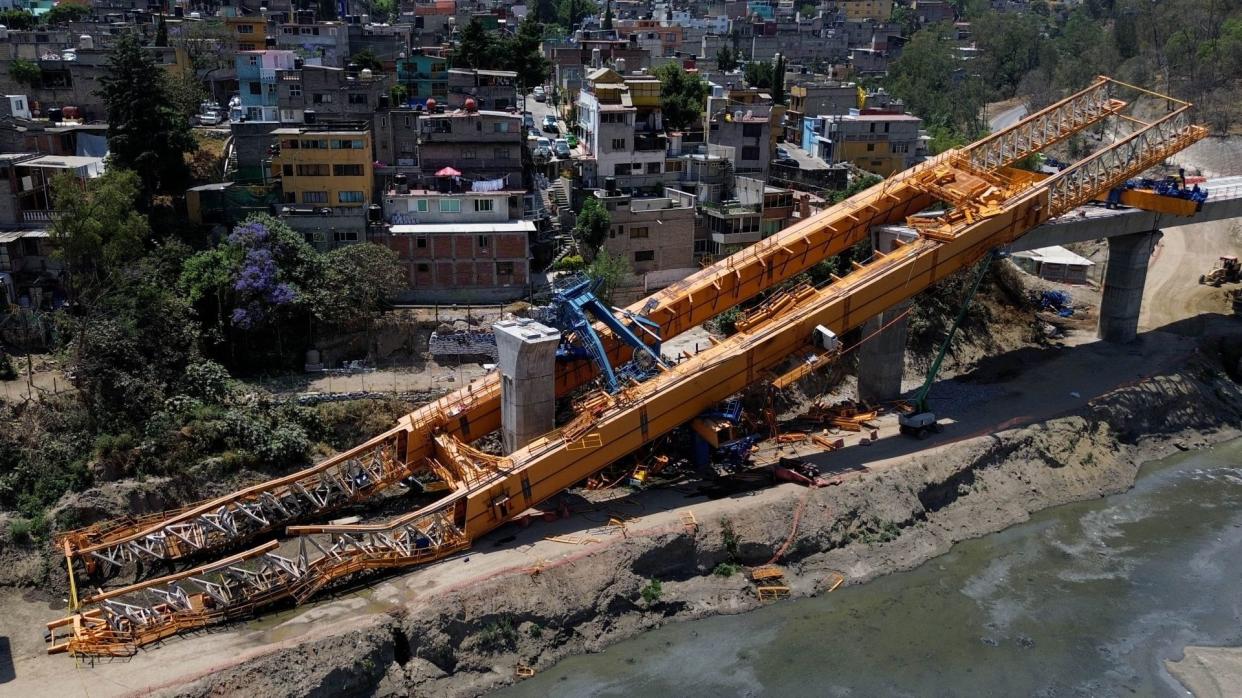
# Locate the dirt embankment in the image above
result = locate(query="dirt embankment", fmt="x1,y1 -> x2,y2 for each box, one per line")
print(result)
159,339 -> 1242,698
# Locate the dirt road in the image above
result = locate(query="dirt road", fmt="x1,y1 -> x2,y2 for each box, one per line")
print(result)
1140,218 -> 1241,331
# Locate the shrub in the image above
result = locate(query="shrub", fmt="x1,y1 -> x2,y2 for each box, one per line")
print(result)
640,579 -> 663,604
713,561 -> 742,577
550,254 -> 585,272
477,616 -> 518,652
0,352 -> 16,381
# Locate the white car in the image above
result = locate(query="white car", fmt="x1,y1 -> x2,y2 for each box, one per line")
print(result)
198,111 -> 222,126
533,86 -> 546,102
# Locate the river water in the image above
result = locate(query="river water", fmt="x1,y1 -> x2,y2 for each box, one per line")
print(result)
498,440 -> 1242,697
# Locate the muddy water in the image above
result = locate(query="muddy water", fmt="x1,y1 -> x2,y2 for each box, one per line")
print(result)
498,441 -> 1242,697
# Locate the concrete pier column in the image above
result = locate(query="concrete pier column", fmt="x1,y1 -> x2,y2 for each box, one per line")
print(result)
856,301 -> 910,405
494,319 -> 562,454
1098,230 -> 1161,343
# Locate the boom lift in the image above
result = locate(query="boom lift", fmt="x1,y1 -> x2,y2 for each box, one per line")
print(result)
44,78 -> 1207,657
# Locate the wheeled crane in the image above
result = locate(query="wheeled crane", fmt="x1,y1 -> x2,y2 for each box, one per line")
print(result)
46,78 -> 1205,656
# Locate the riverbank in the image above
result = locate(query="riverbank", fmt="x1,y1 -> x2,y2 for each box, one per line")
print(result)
1168,647 -> 1242,698
5,321 -> 1240,697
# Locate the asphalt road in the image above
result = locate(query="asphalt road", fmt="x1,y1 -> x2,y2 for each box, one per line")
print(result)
989,103 -> 1029,132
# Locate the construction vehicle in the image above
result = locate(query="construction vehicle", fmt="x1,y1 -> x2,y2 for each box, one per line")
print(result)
898,252 -> 997,439
43,77 -> 1208,658
1200,255 -> 1241,287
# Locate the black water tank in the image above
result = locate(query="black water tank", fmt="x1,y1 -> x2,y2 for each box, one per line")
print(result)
378,93 -> 390,110
604,176 -> 617,194
46,107 -> 62,123
304,109 -> 317,124
367,204 -> 382,222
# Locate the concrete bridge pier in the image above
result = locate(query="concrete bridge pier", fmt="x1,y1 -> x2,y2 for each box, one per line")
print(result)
856,302 -> 911,405
1097,230 -> 1161,343
495,319 -> 561,454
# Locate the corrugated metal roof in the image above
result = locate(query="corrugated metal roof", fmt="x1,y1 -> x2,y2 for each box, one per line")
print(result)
0,230 -> 49,243
1012,245 -> 1095,267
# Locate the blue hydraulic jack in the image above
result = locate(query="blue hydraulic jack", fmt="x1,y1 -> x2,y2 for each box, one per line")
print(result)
551,274 -> 667,393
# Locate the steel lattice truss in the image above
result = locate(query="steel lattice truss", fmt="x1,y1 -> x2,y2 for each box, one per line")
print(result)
958,76 -> 1126,172
1047,107 -> 1207,217
77,435 -> 413,573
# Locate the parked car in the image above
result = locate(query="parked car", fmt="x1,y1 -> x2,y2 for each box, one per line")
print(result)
533,86 -> 546,102
542,114 -> 558,133
522,112 -> 534,129
554,138 -> 571,159
528,127 -> 542,139
535,137 -> 551,150
199,111 -> 222,126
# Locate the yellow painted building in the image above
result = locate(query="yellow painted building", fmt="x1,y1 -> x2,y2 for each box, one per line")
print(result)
225,16 -> 268,52
271,127 -> 374,208
830,0 -> 893,21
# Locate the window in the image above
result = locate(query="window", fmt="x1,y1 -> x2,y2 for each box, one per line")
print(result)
496,261 -> 514,276
866,143 -> 875,152
474,199 -> 494,212
439,199 -> 460,213
493,121 -> 510,132
248,55 -> 259,66
312,93 -> 333,104
495,147 -> 511,160
282,27 -> 295,34
302,139 -> 328,149
296,164 -> 329,176
338,191 -> 365,203
281,139 -> 300,149
417,263 -> 430,272
303,191 -> 328,203
646,162 -> 661,174
289,85 -> 302,97
893,143 -> 908,153
741,146 -> 760,161
237,24 -> 254,34
331,139 -> 365,149
415,199 -> 429,212
477,235 -> 490,249
416,236 -> 428,248
333,164 -> 364,176
249,82 -> 262,95
22,238 -> 40,256
334,230 -> 359,242
611,138 -> 626,151
634,250 -> 655,262
461,149 -> 476,160
742,123 -> 762,138
281,164 -> 293,176
629,226 -> 649,239
348,93 -> 368,105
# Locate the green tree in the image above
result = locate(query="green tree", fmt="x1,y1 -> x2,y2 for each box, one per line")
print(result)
574,196 -> 610,251
744,60 -> 773,88
49,169 -> 151,301
797,3 -> 816,17
556,0 -> 597,29
603,0 -> 613,29
155,13 -> 169,47
42,3 -> 90,25
371,0 -> 396,23
9,58 -> 40,86
716,45 -> 738,71
0,9 -> 37,30
167,68 -> 208,121
314,243 -> 404,327
98,34 -> 196,201
888,25 -> 986,142
505,16 -> 550,90
351,49 -> 384,71
771,53 -> 786,105
390,83 -> 409,106
317,0 -> 337,21
653,62 -> 707,130
454,18 -> 498,69
585,250 -> 630,305
971,12 -> 1042,97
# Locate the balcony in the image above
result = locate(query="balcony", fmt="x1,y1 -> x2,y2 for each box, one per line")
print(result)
21,210 -> 58,224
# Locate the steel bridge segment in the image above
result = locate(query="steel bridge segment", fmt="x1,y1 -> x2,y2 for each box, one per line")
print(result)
53,78 -> 1146,582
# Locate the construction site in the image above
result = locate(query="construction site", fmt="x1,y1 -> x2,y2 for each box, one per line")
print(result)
8,76 -> 1242,696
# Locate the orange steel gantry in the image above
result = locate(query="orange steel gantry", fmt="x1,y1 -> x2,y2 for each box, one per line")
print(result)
46,78 -> 1206,656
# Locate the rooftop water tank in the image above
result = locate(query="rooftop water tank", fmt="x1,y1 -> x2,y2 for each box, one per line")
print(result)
79,34 -> 94,50
0,26 -> 9,41
360,68 -> 373,80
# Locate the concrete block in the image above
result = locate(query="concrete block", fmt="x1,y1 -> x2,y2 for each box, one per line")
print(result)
495,319 -> 561,454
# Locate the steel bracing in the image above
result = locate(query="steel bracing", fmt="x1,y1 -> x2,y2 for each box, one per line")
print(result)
46,78 -> 1207,657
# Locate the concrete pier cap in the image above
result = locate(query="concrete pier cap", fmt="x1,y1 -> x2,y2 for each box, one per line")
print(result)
494,318 -> 562,454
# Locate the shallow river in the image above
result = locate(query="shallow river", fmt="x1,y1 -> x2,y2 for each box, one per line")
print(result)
497,440 -> 1242,697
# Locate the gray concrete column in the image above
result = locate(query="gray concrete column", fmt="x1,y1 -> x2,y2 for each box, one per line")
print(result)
494,319 -> 561,454
1097,230 -> 1161,343
856,301 -> 910,405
